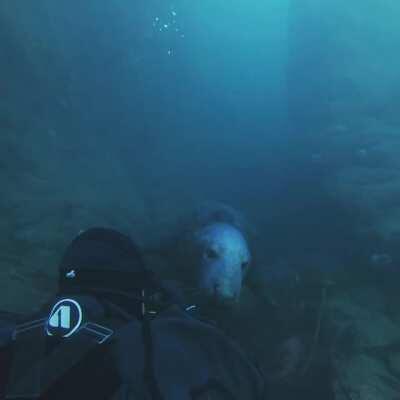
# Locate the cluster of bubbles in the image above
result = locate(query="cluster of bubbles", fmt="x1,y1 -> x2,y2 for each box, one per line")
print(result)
152,6 -> 185,56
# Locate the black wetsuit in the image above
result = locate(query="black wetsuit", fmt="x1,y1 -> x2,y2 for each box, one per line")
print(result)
0,314 -> 15,399
1,294 -> 266,400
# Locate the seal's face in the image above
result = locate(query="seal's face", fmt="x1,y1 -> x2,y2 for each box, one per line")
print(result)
193,223 -> 251,304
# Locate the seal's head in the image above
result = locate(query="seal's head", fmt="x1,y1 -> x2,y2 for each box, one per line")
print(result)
192,222 -> 251,304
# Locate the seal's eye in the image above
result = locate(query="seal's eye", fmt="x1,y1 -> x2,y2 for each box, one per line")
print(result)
205,248 -> 219,259
241,261 -> 249,271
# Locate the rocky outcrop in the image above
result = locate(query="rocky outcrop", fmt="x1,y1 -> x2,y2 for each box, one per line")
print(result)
288,0 -> 400,241
328,286 -> 400,400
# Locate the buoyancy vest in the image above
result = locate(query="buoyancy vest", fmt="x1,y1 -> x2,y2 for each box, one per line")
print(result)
4,293 -> 266,400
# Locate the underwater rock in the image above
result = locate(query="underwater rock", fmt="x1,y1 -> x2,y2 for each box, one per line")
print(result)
291,0 -> 400,243
333,354 -> 400,400
328,163 -> 400,240
328,287 -> 400,400
288,0 -> 400,127
328,288 -> 400,349
388,352 -> 400,377
289,0 -> 400,248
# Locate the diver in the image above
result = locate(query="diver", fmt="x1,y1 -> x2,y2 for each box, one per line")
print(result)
0,227 -> 266,399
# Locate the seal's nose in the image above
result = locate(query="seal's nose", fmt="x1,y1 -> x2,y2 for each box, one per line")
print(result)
213,283 -> 238,302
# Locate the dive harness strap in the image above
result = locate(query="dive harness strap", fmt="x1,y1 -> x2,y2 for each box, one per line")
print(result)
141,290 -> 165,400
0,320 -> 15,399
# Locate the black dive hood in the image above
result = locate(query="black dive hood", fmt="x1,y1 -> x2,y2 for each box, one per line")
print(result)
57,227 -> 155,296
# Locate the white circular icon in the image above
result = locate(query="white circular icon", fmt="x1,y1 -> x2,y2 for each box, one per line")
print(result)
46,298 -> 83,338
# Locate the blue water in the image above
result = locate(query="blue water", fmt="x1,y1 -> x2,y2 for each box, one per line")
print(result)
1,0 -> 399,301
0,0 -> 398,297
1,1 -> 400,397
